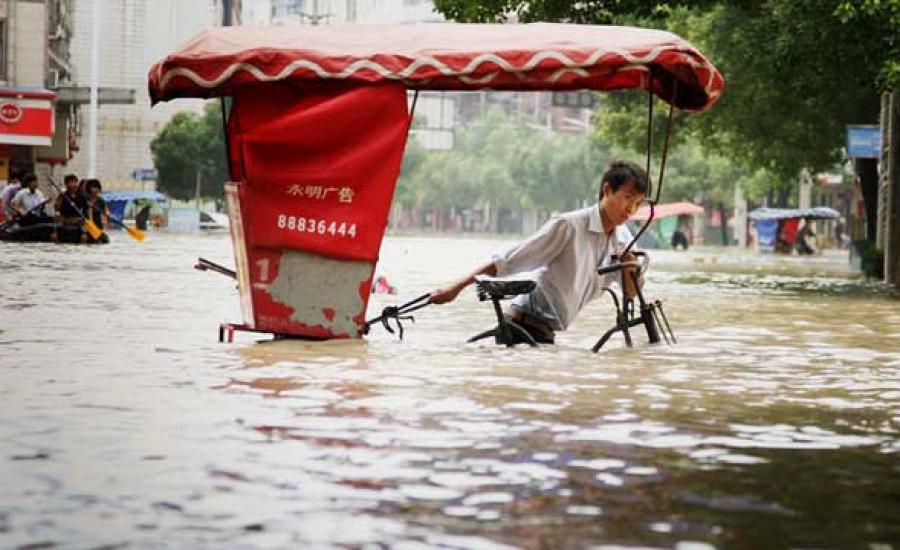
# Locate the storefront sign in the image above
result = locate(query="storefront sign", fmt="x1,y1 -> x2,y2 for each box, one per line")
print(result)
0,89 -> 56,147
846,125 -> 881,159
0,102 -> 22,124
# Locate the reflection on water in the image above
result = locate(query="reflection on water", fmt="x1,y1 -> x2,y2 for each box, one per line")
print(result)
1,234 -> 898,548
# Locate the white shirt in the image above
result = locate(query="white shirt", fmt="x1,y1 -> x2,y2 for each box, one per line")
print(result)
11,187 -> 47,214
492,204 -> 633,331
1,183 -> 20,218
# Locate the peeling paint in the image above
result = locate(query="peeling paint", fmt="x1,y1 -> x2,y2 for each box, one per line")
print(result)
266,250 -> 371,335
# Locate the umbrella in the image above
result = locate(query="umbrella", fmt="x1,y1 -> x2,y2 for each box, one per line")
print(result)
747,207 -> 840,222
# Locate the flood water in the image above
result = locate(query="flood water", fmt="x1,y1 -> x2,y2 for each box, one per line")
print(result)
2,232 -> 899,549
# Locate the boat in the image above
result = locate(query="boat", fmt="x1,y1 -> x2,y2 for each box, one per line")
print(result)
200,210 -> 230,231
0,220 -> 108,244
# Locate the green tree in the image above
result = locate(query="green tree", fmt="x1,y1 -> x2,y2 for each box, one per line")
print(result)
150,102 -> 228,200
396,108 -> 614,221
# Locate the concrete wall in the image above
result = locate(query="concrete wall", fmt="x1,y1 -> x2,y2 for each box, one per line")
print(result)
11,0 -> 48,88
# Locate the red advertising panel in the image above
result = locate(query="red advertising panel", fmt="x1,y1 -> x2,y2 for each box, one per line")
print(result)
0,98 -> 55,147
225,84 -> 410,338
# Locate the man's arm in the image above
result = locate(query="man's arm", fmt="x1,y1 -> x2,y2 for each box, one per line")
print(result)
10,192 -> 26,216
431,216 -> 572,305
54,194 -> 64,222
430,260 -> 497,304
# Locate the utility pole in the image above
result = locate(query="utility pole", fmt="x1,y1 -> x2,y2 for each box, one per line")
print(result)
880,91 -> 900,286
221,0 -> 235,26
296,0 -> 333,25
88,0 -> 101,177
195,169 -> 202,210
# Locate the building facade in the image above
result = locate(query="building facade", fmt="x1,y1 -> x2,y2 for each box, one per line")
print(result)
0,0 -> 75,183
66,0 -> 217,189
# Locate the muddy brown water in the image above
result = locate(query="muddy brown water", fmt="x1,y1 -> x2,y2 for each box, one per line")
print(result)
1,233 -> 899,548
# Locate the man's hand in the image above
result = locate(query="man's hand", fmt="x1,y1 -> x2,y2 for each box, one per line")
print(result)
620,251 -> 643,299
429,281 -> 466,304
430,261 -> 498,305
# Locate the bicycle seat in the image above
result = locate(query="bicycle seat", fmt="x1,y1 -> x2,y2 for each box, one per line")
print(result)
474,275 -> 536,301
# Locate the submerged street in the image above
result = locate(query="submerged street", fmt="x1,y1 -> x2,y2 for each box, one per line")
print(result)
1,233 -> 899,548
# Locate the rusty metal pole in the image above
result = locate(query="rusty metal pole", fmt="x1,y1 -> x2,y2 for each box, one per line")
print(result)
881,91 -> 900,287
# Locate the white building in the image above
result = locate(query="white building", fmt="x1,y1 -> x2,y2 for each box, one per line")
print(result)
246,0 -> 442,25
67,0 -> 217,189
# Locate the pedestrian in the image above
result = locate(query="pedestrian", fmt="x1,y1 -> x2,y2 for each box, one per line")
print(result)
430,159 -> 647,344
1,170 -> 23,222
834,217 -> 846,249
671,226 -> 689,250
52,173 -> 87,243
796,218 -> 817,255
10,173 -> 50,226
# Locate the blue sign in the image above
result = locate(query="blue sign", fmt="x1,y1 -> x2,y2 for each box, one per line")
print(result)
131,168 -> 157,181
846,125 -> 881,158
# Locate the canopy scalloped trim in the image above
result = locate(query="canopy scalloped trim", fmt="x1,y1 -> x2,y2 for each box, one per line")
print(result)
149,23 -> 724,112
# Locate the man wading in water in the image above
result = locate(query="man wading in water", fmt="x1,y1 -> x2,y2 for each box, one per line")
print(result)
430,160 -> 648,344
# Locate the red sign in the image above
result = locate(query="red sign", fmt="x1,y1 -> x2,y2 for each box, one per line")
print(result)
225,84 -> 410,339
0,102 -> 22,124
0,98 -> 54,146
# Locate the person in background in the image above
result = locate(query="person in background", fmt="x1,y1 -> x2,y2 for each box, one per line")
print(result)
1,170 -> 23,222
0,177 -> 7,221
671,227 -> 689,250
84,179 -> 110,244
796,218 -> 817,255
11,173 -> 50,226
52,173 -> 87,243
430,160 -> 647,345
834,217 -> 847,249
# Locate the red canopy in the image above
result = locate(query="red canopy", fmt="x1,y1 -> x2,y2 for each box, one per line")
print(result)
148,23 -> 723,111
631,201 -> 704,221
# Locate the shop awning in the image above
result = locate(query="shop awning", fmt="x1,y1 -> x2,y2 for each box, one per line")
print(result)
0,87 -> 57,147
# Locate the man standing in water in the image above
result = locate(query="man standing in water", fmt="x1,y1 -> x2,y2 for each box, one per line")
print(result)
430,160 -> 648,344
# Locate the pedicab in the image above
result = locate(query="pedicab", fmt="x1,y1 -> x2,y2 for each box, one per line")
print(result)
748,206 -> 840,254
148,23 -> 723,349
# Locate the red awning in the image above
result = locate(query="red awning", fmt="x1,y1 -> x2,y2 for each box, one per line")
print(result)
0,88 -> 57,147
149,23 -> 723,111
631,201 -> 704,221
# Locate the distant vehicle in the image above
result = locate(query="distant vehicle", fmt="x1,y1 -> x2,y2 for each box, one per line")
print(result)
200,210 -> 230,231
149,22 -> 723,344
101,191 -> 167,229
748,207 -> 839,254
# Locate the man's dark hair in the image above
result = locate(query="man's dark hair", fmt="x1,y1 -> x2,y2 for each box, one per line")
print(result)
85,178 -> 102,192
64,173 -> 79,185
22,173 -> 37,185
600,160 -> 649,197
8,169 -> 22,182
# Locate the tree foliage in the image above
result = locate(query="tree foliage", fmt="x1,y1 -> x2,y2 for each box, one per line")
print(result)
396,108 -> 610,216
433,0 -> 900,194
150,102 -> 229,200
431,0 -> 706,24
